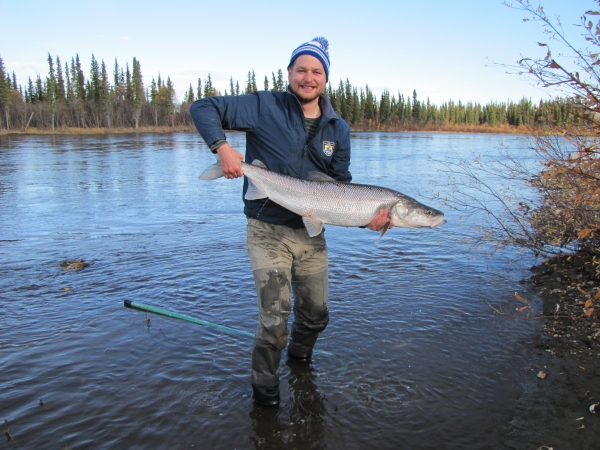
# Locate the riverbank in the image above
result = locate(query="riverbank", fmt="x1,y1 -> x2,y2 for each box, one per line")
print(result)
505,251 -> 600,449
0,125 -> 197,135
0,122 -> 537,136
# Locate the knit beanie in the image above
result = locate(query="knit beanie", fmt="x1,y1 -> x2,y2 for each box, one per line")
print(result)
288,37 -> 330,81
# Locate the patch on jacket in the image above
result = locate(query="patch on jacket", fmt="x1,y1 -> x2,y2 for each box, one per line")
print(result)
323,141 -> 335,156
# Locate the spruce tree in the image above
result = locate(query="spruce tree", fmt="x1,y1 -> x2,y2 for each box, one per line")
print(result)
165,76 -> 175,125
150,77 -> 158,126
196,78 -> 202,100
55,56 -> 65,101
131,57 -> 144,128
89,54 -> 101,102
351,87 -> 362,125
186,83 -> 194,103
251,70 -> 257,92
27,77 -> 35,103
343,79 -> 354,124
245,71 -> 252,94
65,62 -> 74,103
125,62 -> 133,102
100,59 -> 111,127
46,54 -> 57,129
0,55 -> 10,129
12,72 -> 18,96
276,69 -> 285,91
230,77 -> 235,96
73,55 -> 86,100
264,75 -> 269,91
364,85 -> 375,121
114,59 -> 120,87
379,89 -> 391,124
204,74 -> 214,97
412,89 -> 420,121
100,60 -> 110,102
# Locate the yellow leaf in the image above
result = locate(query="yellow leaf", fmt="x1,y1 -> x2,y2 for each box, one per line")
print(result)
63,287 -> 70,291
515,292 -> 527,303
585,308 -> 594,316
578,285 -> 589,295
585,299 -> 593,308
517,306 -> 529,312
593,289 -> 600,301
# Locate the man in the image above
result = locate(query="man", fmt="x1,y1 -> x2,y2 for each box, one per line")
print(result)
190,37 -> 388,406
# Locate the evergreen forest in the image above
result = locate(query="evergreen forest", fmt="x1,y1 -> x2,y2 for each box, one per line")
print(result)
0,53 -> 580,132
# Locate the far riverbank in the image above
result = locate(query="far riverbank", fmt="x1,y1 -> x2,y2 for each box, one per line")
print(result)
0,123 -> 537,136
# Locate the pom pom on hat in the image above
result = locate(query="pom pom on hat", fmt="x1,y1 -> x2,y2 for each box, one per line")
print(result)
288,37 -> 330,81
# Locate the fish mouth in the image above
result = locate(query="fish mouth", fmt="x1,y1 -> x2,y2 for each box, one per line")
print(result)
430,217 -> 446,227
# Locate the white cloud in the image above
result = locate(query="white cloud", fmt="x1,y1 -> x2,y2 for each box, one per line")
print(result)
6,61 -> 45,74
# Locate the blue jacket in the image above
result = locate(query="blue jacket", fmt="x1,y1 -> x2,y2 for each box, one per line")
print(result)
190,90 -> 352,228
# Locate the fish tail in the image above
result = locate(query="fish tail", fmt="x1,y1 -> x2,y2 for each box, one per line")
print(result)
199,163 -> 224,180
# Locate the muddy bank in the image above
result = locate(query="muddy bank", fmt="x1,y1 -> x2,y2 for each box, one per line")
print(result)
505,251 -> 600,449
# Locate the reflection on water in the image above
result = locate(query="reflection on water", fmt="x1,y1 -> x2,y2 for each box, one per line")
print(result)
250,361 -> 327,449
0,132 -> 538,449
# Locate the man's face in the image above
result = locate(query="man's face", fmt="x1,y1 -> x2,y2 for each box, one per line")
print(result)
287,55 -> 327,104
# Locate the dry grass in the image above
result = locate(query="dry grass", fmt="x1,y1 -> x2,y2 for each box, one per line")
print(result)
351,122 -> 537,135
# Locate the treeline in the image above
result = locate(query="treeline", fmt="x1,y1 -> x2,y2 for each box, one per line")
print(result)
327,82 -> 577,129
0,53 -> 579,132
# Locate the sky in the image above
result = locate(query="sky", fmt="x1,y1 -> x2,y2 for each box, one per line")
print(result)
0,0 -> 594,105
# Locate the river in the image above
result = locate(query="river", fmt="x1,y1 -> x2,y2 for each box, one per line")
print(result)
0,131 -> 539,449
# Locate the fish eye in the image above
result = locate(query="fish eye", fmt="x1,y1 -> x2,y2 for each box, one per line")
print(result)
426,210 -> 433,215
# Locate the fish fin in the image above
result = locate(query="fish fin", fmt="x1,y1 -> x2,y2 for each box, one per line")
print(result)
375,221 -> 390,242
307,171 -> 337,182
244,180 -> 268,200
251,159 -> 268,169
303,217 -> 324,237
199,163 -> 224,180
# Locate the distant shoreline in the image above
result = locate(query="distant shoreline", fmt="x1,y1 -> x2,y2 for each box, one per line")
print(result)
0,123 -> 537,136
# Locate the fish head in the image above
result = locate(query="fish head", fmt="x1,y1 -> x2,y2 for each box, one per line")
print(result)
390,200 -> 446,228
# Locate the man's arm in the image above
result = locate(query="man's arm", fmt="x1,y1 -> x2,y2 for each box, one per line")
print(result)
190,95 -> 258,179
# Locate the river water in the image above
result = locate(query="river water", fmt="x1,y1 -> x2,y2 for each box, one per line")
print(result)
0,132 -> 540,449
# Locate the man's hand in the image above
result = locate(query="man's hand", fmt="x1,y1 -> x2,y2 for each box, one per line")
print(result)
216,143 -> 244,178
366,209 -> 392,231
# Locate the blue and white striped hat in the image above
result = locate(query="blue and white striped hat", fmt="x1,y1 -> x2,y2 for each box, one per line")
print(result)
288,37 -> 330,81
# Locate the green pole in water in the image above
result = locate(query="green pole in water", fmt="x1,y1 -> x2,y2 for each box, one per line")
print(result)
124,300 -> 255,338
123,300 -> 336,359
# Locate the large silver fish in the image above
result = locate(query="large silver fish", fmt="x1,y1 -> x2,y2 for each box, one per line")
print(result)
200,160 -> 446,238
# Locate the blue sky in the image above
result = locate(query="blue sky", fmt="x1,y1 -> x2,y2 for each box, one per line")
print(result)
0,0 -> 592,104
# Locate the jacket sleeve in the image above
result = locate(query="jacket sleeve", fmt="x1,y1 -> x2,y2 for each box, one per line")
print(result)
189,94 -> 260,146
329,122 -> 352,182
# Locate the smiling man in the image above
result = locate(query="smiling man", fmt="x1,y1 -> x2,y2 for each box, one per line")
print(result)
190,37 -> 388,406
